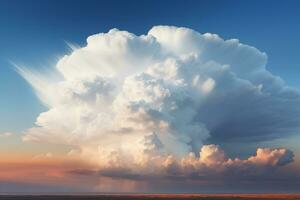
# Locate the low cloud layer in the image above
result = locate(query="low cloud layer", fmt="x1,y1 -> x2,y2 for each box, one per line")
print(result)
69,145 -> 294,180
18,26 -> 300,186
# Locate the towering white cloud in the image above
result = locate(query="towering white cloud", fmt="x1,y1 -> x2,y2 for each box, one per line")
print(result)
18,26 -> 299,180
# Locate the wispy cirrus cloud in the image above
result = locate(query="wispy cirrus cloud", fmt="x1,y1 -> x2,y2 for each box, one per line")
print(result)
0,132 -> 14,138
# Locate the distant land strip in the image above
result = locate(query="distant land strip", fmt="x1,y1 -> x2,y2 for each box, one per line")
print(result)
0,194 -> 300,200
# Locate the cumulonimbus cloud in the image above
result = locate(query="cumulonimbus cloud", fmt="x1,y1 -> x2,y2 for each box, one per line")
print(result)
18,26 -> 299,181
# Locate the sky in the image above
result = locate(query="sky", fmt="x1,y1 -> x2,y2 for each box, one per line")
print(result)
1,0 -> 300,193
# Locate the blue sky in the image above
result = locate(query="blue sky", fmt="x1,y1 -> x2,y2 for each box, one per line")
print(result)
1,0 -> 300,133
